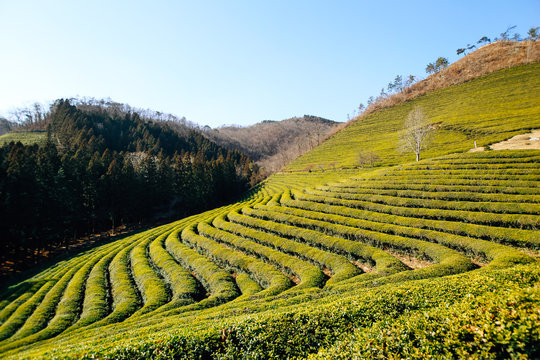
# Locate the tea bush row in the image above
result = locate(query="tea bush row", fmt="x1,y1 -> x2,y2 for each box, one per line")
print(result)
295,190 -> 540,228
230,207 -> 407,277
306,188 -> 540,215
198,220 -> 325,289
319,184 -> 540,203
181,225 -> 292,296
214,213 -> 360,284
283,191 -> 540,248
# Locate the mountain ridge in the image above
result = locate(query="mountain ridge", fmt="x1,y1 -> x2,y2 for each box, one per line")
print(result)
202,115 -> 340,174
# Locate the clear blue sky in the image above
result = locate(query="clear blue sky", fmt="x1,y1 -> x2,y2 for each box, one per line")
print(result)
0,1 -> 538,127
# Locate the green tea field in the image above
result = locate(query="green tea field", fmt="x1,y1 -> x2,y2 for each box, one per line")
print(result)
0,63 -> 539,359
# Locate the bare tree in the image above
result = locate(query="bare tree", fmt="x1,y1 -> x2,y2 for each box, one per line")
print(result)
400,106 -> 434,162
357,150 -> 380,168
499,25 -> 517,41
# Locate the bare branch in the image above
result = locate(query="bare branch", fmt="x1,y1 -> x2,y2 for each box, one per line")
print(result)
399,106 -> 434,161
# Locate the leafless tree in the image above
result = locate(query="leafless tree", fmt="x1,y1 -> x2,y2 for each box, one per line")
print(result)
357,150 -> 380,167
9,102 -> 48,128
400,106 -> 434,162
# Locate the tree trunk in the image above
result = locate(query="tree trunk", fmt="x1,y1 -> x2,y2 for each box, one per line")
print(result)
416,153 -> 420,162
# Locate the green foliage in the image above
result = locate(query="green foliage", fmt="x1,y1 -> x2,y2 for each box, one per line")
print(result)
0,281 -> 55,342
214,213 -> 360,284
148,232 -> 200,305
234,273 -> 262,296
235,206 -> 407,277
199,219 -> 325,289
295,189 -> 540,229
165,228 -> 240,302
130,234 -> 171,316
72,242 -> 123,329
182,224 -> 292,295
0,281 -> 45,325
0,258 -> 86,347
97,236 -> 145,326
310,284 -> 540,359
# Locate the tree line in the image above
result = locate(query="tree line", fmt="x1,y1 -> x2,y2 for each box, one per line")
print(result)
0,99 -> 259,259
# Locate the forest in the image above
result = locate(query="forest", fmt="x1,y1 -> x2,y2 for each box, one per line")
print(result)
0,99 -> 259,264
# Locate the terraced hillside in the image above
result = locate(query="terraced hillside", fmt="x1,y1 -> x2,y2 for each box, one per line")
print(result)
285,61 -> 540,171
0,148 -> 538,359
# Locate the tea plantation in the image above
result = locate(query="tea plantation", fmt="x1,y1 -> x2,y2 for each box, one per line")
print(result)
0,63 -> 539,359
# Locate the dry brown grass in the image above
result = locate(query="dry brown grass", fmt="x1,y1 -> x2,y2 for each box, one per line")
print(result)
350,41 -> 540,124
384,250 -> 433,270
470,129 -> 540,152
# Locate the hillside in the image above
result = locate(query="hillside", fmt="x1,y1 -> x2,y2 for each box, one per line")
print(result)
0,100 -> 257,280
0,149 -> 537,359
286,61 -> 540,171
362,40 -> 540,117
202,115 -> 340,173
0,52 -> 539,359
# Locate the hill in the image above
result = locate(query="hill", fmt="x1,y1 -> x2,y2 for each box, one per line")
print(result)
202,115 -> 340,173
286,61 -> 540,171
361,40 -> 540,118
0,47 -> 539,359
0,99 -> 258,280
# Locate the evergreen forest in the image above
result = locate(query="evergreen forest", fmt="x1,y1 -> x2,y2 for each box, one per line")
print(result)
0,99 -> 258,264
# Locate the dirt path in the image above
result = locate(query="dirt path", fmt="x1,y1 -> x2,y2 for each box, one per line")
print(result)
470,129 -> 540,152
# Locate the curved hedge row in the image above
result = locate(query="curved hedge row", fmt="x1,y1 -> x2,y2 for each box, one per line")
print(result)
294,190 -> 540,228
181,225 -> 292,296
130,233 -> 171,316
72,242 -> 123,329
330,181 -> 540,195
148,231 -> 200,304
231,207 -> 408,278
0,261 -> 87,345
319,184 -> 540,203
0,281 -> 46,325
282,191 -> 540,248
0,281 -> 55,342
306,188 -> 540,215
242,206 -> 476,282
198,220 -> 326,289
214,213 -> 360,284
266,200 -> 535,268
165,229 -> 239,303
0,251 -> 104,352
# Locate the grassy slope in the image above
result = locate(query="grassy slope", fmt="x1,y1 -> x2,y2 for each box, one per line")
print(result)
0,62 -> 539,359
286,62 -> 540,171
0,131 -> 47,146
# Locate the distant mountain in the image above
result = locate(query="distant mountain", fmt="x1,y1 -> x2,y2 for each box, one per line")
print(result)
202,115 -> 341,173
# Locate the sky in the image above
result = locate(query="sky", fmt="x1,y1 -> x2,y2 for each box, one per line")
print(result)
0,1 -> 538,128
